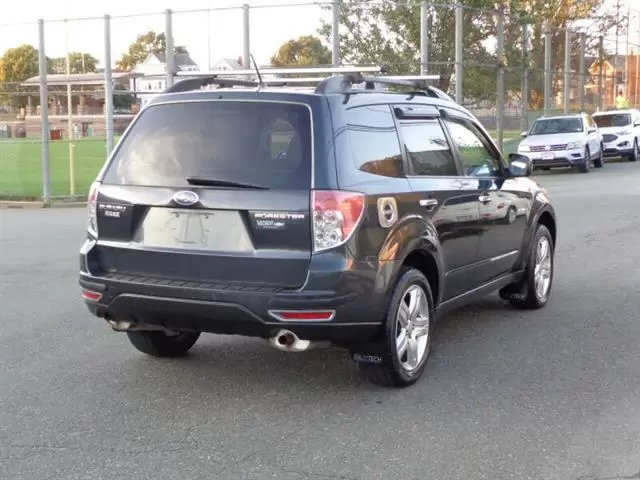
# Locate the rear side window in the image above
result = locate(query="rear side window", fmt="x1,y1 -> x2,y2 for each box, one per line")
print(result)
345,105 -> 404,178
400,120 -> 458,176
103,101 -> 312,189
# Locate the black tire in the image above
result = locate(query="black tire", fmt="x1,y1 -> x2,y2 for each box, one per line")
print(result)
358,267 -> 435,388
578,146 -> 590,173
126,330 -> 201,357
594,144 -> 604,168
503,224 -> 554,310
629,139 -> 638,162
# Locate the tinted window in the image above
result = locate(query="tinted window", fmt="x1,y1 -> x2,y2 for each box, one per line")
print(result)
593,113 -> 632,128
346,105 -> 404,178
529,117 -> 584,135
443,118 -> 502,177
400,120 -> 458,176
103,101 -> 312,189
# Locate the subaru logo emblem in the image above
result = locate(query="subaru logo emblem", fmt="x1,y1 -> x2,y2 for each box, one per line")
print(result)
172,191 -> 199,206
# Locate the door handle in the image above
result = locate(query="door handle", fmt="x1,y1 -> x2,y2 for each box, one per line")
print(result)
419,198 -> 438,209
478,194 -> 492,204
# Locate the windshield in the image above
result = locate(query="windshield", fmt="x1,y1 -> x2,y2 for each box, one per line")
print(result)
103,100 -> 312,189
529,117 -> 584,135
593,113 -> 631,128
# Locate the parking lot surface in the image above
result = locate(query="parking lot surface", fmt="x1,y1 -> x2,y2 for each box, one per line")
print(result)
2,163 -> 640,480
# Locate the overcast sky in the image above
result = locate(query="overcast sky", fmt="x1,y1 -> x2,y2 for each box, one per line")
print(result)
0,0 -> 332,68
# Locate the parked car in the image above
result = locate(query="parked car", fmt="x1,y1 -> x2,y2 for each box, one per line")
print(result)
592,109 -> 640,162
78,71 -> 557,388
517,113 -> 604,173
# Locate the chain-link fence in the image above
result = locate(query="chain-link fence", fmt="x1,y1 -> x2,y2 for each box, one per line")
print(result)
0,1 -> 637,200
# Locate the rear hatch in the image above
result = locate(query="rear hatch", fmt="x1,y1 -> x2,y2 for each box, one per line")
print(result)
93,98 -> 314,289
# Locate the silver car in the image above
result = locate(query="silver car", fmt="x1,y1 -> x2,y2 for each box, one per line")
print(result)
517,113 -> 604,173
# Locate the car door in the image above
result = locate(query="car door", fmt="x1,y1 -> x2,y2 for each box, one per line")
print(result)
441,111 -> 532,285
393,105 -> 482,300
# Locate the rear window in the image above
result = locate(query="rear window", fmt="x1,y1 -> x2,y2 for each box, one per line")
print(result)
593,113 -> 631,128
103,101 -> 312,189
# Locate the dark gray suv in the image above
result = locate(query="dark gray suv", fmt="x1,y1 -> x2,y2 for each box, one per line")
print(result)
79,73 -> 557,387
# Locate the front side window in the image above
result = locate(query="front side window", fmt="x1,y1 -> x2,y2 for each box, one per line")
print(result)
443,117 -> 502,177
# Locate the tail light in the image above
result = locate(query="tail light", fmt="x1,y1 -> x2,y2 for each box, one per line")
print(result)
312,190 -> 365,252
87,181 -> 100,237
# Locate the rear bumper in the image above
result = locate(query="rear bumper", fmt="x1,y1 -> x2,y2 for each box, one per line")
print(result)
78,245 -> 392,344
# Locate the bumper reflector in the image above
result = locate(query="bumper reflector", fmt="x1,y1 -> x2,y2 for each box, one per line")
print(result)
268,310 -> 335,322
81,290 -> 103,302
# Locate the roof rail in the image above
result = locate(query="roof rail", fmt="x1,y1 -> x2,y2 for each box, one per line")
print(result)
314,73 -> 444,96
163,76 -> 258,94
175,65 -> 385,78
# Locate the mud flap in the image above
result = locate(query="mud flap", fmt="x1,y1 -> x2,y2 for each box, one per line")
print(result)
499,280 -> 527,302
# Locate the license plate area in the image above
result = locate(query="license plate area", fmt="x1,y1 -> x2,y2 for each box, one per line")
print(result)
541,152 -> 555,160
134,208 -> 254,252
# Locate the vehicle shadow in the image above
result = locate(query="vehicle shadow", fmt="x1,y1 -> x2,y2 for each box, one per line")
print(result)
110,294 -> 531,399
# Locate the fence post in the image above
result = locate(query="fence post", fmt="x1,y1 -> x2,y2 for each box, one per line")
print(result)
496,6 -> 505,151
242,4 -> 251,70
563,28 -> 570,114
579,31 -> 586,112
165,9 -> 174,88
38,19 -> 50,202
522,22 -> 529,132
598,35 -> 604,111
544,22 -> 552,115
455,3 -> 463,103
420,1 -> 428,75
332,1 -> 341,67
104,14 -> 114,157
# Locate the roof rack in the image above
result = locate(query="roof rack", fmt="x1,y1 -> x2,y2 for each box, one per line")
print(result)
175,65 -> 385,78
313,73 -> 446,99
164,76 -> 258,94
163,66 -> 448,101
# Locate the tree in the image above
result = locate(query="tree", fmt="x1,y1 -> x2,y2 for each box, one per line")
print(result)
117,31 -> 189,71
0,44 -> 39,84
0,44 -> 40,106
318,0 -> 497,102
319,0 -> 623,107
503,0 -> 623,109
49,52 -> 99,75
271,35 -> 332,68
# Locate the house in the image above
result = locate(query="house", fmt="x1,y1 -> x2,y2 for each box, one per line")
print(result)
131,51 -> 200,104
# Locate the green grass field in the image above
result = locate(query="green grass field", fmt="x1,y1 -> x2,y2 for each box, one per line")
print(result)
0,131 -> 522,200
0,138 -> 111,200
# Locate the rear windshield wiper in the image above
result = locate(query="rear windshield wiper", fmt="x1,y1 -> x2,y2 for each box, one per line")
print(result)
186,177 -> 269,190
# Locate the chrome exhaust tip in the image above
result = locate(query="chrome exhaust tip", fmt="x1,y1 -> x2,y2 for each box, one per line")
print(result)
268,329 -> 312,352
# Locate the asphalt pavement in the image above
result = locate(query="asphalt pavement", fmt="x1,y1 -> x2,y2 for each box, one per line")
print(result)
2,162 -> 640,480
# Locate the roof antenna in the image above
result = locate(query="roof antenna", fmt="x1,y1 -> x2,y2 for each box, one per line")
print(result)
250,54 -> 264,87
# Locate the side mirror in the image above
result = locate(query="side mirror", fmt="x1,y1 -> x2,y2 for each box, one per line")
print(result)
588,127 -> 597,133
508,154 -> 532,177
634,122 -> 640,127
520,131 -> 528,138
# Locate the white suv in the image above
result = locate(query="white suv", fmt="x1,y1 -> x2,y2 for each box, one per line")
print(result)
517,113 -> 604,173
592,109 -> 640,162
